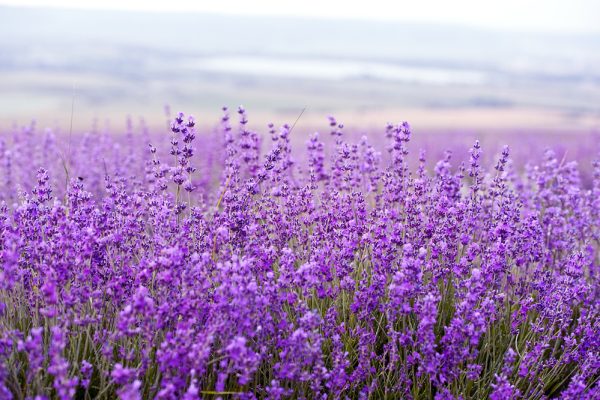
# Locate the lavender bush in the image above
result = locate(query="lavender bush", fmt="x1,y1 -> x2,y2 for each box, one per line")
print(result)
0,108 -> 598,399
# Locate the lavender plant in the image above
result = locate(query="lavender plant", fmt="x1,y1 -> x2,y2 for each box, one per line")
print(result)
0,110 -> 598,399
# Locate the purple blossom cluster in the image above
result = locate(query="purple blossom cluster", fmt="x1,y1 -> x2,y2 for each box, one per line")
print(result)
0,109 -> 599,399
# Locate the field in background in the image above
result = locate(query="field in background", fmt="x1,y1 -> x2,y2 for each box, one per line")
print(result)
1,6 -> 599,133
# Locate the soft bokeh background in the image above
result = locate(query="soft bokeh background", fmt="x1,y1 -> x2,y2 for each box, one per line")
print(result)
0,0 -> 599,134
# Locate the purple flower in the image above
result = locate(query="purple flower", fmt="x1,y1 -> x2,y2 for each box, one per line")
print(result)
0,109 -> 598,399
117,379 -> 142,400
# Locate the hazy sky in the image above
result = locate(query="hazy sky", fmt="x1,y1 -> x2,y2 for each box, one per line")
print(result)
1,0 -> 599,34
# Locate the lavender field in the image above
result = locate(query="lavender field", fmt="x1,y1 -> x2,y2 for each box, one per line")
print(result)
0,107 -> 598,399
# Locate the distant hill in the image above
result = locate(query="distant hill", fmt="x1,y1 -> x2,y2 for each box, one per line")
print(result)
0,5 -> 599,130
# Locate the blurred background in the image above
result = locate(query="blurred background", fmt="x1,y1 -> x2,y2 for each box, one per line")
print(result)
0,0 -> 599,134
